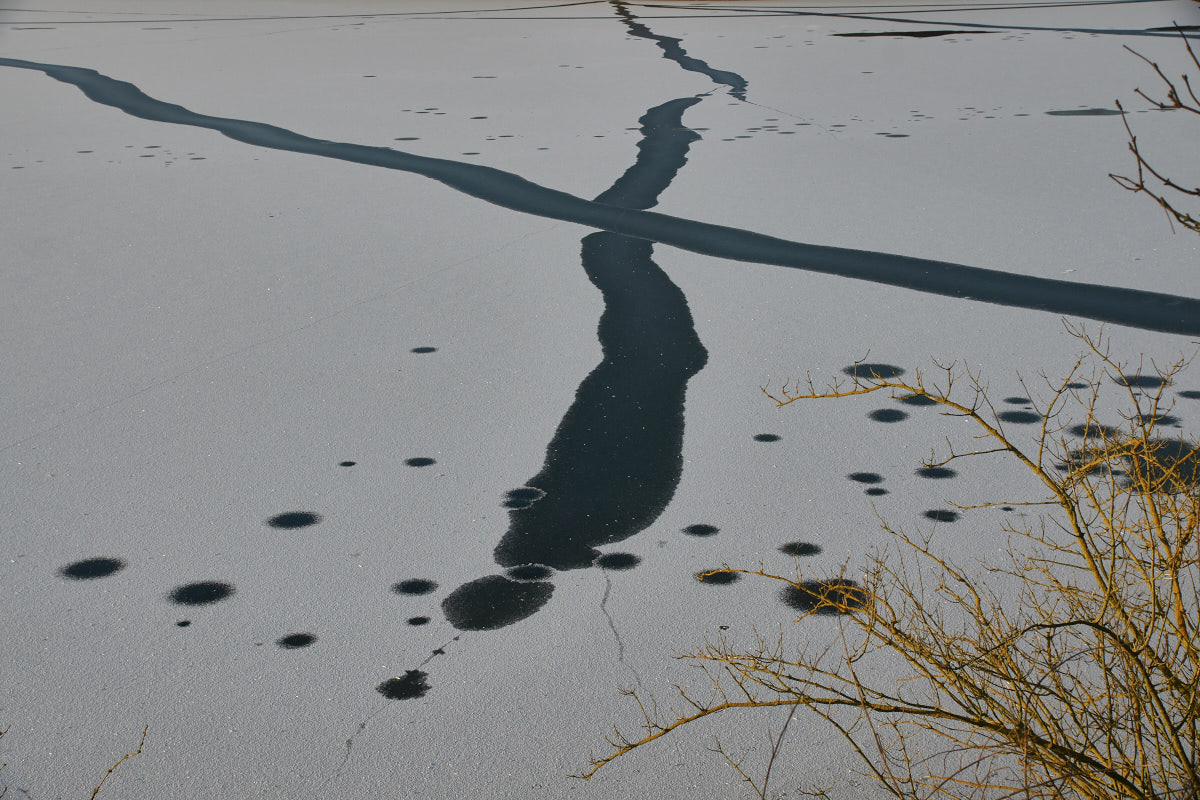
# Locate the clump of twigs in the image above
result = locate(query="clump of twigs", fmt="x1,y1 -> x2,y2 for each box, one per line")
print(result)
581,325 -> 1199,799
1111,25 -> 1200,235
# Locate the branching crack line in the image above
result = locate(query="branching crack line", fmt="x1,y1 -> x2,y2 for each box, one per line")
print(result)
601,574 -> 643,691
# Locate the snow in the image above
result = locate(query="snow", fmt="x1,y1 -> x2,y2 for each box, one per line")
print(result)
2,1 -> 1198,797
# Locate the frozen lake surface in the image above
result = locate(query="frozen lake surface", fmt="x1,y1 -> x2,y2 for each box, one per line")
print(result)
2,0 -> 1198,797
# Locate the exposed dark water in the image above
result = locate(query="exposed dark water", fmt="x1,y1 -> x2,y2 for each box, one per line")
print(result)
392,578 -> 437,595
59,557 -> 125,580
696,569 -> 740,584
1046,108 -> 1123,116
834,30 -> 986,38
916,466 -> 957,479
410,346 -> 437,353
924,509 -> 960,522
506,564 -> 553,581
168,580 -> 235,605
338,460 -> 356,467
596,552 -> 640,570
467,98 -> 706,597
1068,421 -> 1120,438
997,410 -> 1042,424
277,632 -> 316,649
404,457 -> 436,467
3,57 -> 1197,334
753,433 -> 782,442
781,579 -> 867,615
611,1 -> 748,100
779,541 -> 821,556
683,523 -> 719,537
843,363 -> 905,380
266,511 -> 322,529
441,575 -> 553,630
898,393 -> 938,407
376,670 -> 429,700
1115,373 -> 1169,389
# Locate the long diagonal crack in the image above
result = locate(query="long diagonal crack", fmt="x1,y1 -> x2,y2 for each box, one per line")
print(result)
2,56 -> 1197,335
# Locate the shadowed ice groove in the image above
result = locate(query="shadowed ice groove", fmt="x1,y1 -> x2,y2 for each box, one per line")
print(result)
3,56 -> 1198,335
446,96 -> 708,632
611,1 -> 748,100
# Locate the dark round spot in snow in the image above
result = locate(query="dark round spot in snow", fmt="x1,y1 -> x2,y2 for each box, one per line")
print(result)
169,581 -> 235,606
998,410 -> 1042,424
683,524 -> 719,537
781,579 -> 868,615
506,564 -> 553,582
842,363 -> 905,380
267,511 -> 322,529
753,433 -> 781,442
898,394 -> 937,406
405,457 -> 436,467
779,541 -> 822,557
868,408 -> 908,423
59,557 -> 126,580
916,467 -> 957,480
848,472 -> 883,484
924,509 -> 960,523
377,670 -> 430,700
277,633 -> 316,649
695,569 -> 739,585
393,578 -> 438,596
597,552 -> 640,571
442,575 -> 553,631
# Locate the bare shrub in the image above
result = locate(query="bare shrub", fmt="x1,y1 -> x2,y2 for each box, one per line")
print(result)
581,326 -> 1199,800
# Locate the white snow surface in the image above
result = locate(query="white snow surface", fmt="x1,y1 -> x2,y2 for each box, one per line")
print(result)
2,0 -> 1198,797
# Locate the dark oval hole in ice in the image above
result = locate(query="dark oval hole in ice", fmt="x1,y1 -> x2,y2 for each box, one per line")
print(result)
405,457 -> 436,467
695,569 -> 740,585
407,616 -> 431,626
597,552 -> 640,571
377,670 -> 430,700
442,575 -> 553,631
842,362 -> 905,380
916,466 -> 957,479
276,633 -> 316,649
1115,373 -> 1168,389
781,579 -> 868,615
506,564 -> 553,582
997,410 -> 1042,424
393,578 -> 438,596
898,393 -> 937,407
59,556 -> 126,580
683,523 -> 719,537
267,511 -> 322,529
169,580 -> 235,606
779,541 -> 822,557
